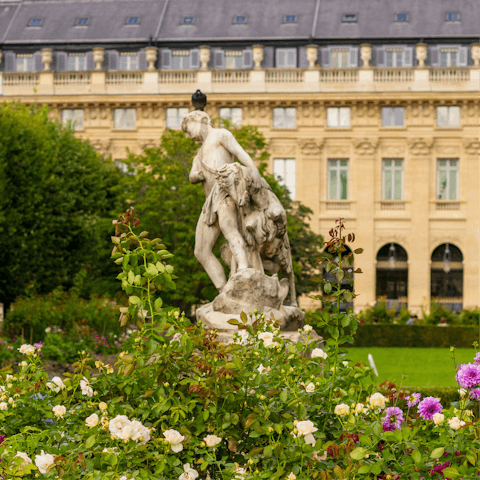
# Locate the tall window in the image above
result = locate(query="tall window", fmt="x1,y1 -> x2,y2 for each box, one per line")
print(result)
166,107 -> 189,130
276,48 -> 297,68
272,107 -> 296,129
332,49 -> 350,68
382,107 -> 404,127
225,50 -> 243,69
436,106 -> 460,128
16,54 -> 34,72
430,45 -> 468,67
322,46 -> 358,68
113,108 -> 136,130
62,109 -> 84,131
375,46 -> 413,67
68,53 -> 86,71
119,53 -> 138,71
382,159 -> 403,200
171,49 -> 199,70
219,107 -> 242,127
328,159 -> 349,200
273,158 -> 296,200
437,159 -> 459,200
327,107 -> 350,128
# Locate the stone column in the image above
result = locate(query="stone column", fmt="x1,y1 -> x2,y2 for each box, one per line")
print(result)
145,46 -> 157,71
92,48 -> 105,71
41,48 -> 52,71
471,43 -> 480,67
199,45 -> 211,70
252,45 -> 264,70
360,44 -> 372,68
306,44 -> 318,69
415,43 -> 427,68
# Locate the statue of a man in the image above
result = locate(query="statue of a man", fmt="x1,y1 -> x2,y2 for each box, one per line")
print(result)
181,110 -> 263,292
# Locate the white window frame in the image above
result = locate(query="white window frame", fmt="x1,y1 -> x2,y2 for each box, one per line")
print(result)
328,159 -> 349,200
382,107 -> 405,127
171,49 -> 199,70
219,107 -> 242,127
273,158 -> 296,200
327,107 -> 351,128
382,159 -> 404,200
62,109 -> 84,131
437,159 -> 459,200
225,50 -> 243,69
272,107 -> 296,129
119,52 -> 139,71
68,53 -> 86,72
276,48 -> 297,69
332,48 -> 350,68
16,54 -> 34,72
166,107 -> 189,130
113,108 -> 136,130
436,106 -> 460,128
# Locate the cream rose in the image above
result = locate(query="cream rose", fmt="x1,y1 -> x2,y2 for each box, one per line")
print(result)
130,420 -> 151,444
80,377 -> 94,397
305,382 -> 315,393
334,403 -> 350,416
99,402 -> 108,411
369,392 -> 386,411
311,348 -> 328,360
355,403 -> 365,414
18,344 -> 35,355
109,415 -> 132,439
0,402 -> 7,411
433,413 -> 445,425
53,405 -> 66,418
163,429 -> 184,452
179,463 -> 199,480
258,332 -> 274,346
35,450 -> 55,474
303,325 -> 313,332
448,416 -> 465,431
296,420 -> 318,436
287,473 -> 297,480
204,434 -> 222,447
51,376 -> 65,390
85,413 -> 99,428
14,451 -> 32,466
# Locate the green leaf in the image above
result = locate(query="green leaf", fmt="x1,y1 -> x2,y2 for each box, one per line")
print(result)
203,410 -> 209,421
411,449 -> 421,465
357,465 -> 371,474
442,467 -> 460,478
128,270 -> 135,284
85,435 -> 96,449
430,447 -> 444,459
240,312 -> 248,324
324,283 -> 332,294
129,296 -> 140,305
359,435 -> 372,447
279,391 -> 287,403
154,297 -> 163,310
350,447 -> 367,460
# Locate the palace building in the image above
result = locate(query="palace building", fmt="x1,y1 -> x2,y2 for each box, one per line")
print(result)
1,0 -> 478,313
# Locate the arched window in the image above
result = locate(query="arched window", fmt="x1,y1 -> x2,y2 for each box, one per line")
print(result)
376,243 -> 408,311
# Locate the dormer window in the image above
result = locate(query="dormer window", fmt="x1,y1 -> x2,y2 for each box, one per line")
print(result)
75,17 -> 89,26
27,18 -> 43,27
233,16 -> 247,24
126,16 -> 140,25
395,13 -> 408,22
284,15 -> 297,23
446,12 -> 460,22
342,14 -> 357,23
182,16 -> 194,24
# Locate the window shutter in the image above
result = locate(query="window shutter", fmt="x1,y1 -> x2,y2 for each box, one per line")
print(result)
263,46 -> 274,68
138,49 -> 147,70
321,47 -> 331,67
298,46 -> 309,69
101,54 -> 108,70
33,52 -> 43,71
287,49 -> 297,68
458,46 -> 468,66
4,52 -> 16,72
108,51 -> 119,70
375,46 -> 385,67
403,46 -> 413,67
161,49 -> 172,69
275,49 -> 285,68
55,52 -> 67,72
86,52 -> 95,71
429,46 -> 440,67
348,47 -> 358,67
190,49 -> 200,69
214,50 -> 225,69
242,49 -> 252,69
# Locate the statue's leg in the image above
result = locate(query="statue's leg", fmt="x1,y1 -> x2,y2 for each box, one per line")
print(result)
194,215 -> 227,292
218,198 -> 249,272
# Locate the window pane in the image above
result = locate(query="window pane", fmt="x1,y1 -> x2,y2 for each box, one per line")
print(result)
396,52 -> 402,66
327,108 -> 338,127
440,52 -> 448,67
394,169 -> 402,199
273,159 -> 284,180
386,52 -> 393,67
340,160 -> 348,167
384,159 -> 392,168
448,106 -> 460,127
382,107 -> 392,126
339,107 -> 350,127
285,107 -> 296,128
285,159 -> 296,199
438,168 -> 447,199
329,168 -> 337,200
340,170 -> 348,200
393,107 -> 404,126
230,108 -> 242,127
384,169 -> 392,200
450,52 -> 457,66
436,107 -> 448,127
449,169 -> 457,199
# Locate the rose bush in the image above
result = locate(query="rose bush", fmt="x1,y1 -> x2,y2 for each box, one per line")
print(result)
0,211 -> 479,479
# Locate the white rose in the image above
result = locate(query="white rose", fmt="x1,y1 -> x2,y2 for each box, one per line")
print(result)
204,434 -> 222,447
51,376 -> 65,390
45,327 -> 52,333
19,361 -> 28,367
258,332 -> 274,346
305,382 -> 315,393
304,433 -> 316,446
85,413 -> 99,428
46,382 -> 60,393
80,377 -> 94,397
343,361 -> 349,367
0,402 -> 7,411
109,415 -> 132,439
179,463 -> 199,480
433,413 -> 445,425
170,333 -> 182,344
99,402 -> 108,411
14,451 -> 32,466
448,416 -> 465,431
234,330 -> 249,345
296,420 -> 318,436
52,405 -> 66,418
163,429 -> 184,452
334,403 -> 350,416
287,473 -> 297,480
458,388 -> 467,397
369,392 -> 386,411
119,477 -> 128,480
311,348 -> 328,360
303,325 -> 313,332
258,364 -> 270,375
35,450 -> 55,474
355,403 -> 365,414
18,344 -> 35,355
130,420 -> 151,444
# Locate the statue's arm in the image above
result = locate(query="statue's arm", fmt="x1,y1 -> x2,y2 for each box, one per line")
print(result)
189,154 -> 205,184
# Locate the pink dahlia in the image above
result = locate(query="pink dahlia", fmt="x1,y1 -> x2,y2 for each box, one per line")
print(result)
455,363 -> 480,389
417,396 -> 442,420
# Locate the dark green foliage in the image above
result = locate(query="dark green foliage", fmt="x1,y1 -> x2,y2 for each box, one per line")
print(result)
0,102 -> 122,310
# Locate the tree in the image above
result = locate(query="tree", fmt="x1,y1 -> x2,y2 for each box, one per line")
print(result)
0,102 -> 122,313
117,121 -> 323,314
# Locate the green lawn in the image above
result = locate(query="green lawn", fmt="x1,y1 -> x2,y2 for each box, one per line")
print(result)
345,347 -> 477,387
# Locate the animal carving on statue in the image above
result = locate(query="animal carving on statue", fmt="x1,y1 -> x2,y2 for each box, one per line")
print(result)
215,163 -> 297,305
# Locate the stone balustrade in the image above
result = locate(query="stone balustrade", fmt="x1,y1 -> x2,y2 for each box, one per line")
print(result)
0,66 -> 478,96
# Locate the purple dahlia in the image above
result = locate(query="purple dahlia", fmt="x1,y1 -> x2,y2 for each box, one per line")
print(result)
455,363 -> 480,389
417,396 -> 443,420
382,406 -> 404,432
406,392 -> 421,407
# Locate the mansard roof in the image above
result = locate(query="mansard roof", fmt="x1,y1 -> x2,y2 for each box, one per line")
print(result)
0,0 -> 477,46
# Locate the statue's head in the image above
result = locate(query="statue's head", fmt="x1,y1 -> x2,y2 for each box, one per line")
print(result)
181,110 -> 213,141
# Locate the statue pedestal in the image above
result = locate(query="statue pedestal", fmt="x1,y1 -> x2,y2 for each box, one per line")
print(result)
195,268 -> 322,345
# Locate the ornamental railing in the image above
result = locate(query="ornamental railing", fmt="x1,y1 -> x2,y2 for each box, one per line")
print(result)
265,69 -> 304,83
54,72 -> 91,86
429,68 -> 470,83
374,68 -> 414,82
212,70 -> 250,83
